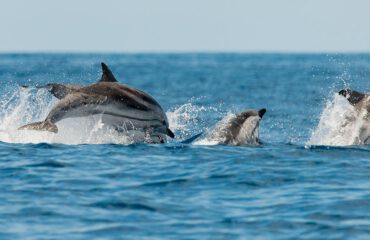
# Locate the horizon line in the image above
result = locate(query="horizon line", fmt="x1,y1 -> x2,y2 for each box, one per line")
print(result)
1,50 -> 370,55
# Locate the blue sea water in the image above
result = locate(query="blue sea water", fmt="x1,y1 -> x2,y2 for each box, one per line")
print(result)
1,53 -> 370,239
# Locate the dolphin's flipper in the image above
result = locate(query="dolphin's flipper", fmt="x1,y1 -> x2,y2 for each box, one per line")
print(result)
18,120 -> 58,133
166,128 -> 175,138
181,132 -> 203,144
21,83 -> 81,99
98,62 -> 118,83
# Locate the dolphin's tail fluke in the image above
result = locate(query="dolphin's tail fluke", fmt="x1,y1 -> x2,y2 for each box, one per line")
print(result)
166,128 -> 175,138
181,132 -> 203,144
18,120 -> 58,133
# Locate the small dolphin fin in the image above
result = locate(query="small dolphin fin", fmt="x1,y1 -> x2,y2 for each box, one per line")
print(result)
258,108 -> 267,118
181,132 -> 203,144
18,120 -> 58,133
166,128 -> 175,138
98,62 -> 118,83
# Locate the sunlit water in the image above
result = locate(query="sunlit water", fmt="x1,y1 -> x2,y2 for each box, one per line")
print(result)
1,53 -> 370,239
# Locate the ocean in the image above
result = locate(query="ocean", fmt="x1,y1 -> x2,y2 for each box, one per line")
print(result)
1,53 -> 370,239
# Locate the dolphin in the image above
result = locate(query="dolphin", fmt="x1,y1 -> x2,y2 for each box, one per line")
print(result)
18,63 -> 175,142
338,88 -> 370,144
338,89 -> 369,111
194,108 -> 267,146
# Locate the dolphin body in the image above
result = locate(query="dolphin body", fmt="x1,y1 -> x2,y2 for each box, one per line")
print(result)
192,108 -> 267,146
19,63 -> 175,143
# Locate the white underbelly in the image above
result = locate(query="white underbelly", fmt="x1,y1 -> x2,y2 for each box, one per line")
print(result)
101,114 -> 164,130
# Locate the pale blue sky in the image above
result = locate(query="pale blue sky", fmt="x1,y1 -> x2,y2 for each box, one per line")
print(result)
1,0 -> 369,52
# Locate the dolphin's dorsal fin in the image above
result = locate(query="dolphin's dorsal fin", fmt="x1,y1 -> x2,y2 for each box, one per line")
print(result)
98,62 -> 118,82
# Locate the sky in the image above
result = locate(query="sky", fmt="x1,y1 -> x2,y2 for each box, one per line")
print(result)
0,0 -> 370,53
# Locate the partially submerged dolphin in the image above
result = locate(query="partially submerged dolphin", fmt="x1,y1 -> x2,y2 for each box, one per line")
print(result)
338,88 -> 370,144
338,89 -> 370,111
19,63 -> 175,142
193,108 -> 267,146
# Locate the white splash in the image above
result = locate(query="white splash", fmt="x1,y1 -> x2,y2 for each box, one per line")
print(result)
307,93 -> 368,146
167,102 -> 218,141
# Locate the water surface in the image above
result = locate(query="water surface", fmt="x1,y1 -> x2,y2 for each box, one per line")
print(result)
1,53 -> 370,239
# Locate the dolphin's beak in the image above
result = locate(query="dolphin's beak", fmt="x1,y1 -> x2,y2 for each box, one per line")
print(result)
258,108 -> 267,118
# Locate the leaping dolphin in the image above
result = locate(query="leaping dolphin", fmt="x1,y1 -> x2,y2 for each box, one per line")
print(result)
19,63 -> 175,142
